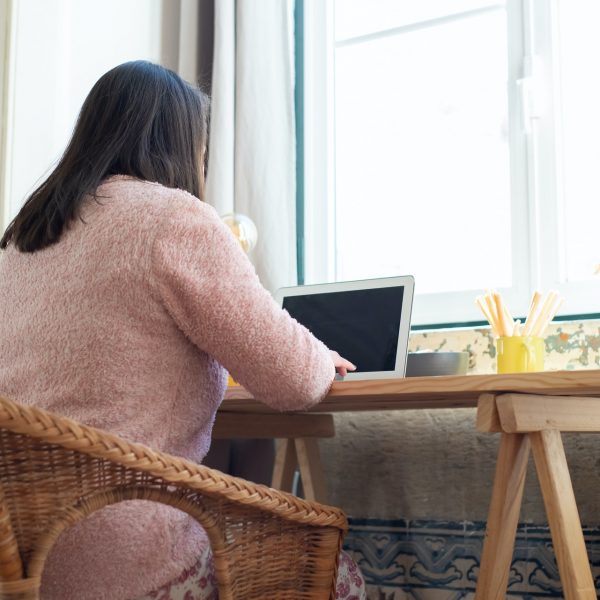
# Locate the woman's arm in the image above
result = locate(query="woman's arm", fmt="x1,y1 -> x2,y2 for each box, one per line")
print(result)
151,198 -> 336,411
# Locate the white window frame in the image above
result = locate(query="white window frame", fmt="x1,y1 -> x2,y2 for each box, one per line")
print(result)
302,0 -> 598,326
527,0 -> 600,315
303,0 -> 337,285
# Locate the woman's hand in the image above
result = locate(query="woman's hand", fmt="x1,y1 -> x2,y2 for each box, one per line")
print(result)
330,351 -> 356,377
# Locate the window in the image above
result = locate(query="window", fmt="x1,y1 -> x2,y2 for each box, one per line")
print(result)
302,0 -> 600,325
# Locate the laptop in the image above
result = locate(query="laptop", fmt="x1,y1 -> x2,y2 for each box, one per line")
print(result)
275,276 -> 415,381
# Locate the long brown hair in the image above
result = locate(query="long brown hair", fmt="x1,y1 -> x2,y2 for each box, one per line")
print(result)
1,60 -> 210,252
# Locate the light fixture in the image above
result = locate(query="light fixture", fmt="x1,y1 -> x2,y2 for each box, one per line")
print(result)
221,213 -> 258,254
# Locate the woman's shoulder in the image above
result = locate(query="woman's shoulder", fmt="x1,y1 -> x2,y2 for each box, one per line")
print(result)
95,175 -> 219,228
98,175 -> 207,207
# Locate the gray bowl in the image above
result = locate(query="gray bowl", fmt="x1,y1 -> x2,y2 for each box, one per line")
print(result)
405,351 -> 469,377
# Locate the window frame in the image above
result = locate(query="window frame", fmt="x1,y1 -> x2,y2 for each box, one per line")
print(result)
527,0 -> 600,316
300,0 -> 600,326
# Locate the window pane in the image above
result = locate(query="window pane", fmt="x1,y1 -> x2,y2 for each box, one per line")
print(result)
556,2 -> 600,282
335,0 -> 503,42
334,9 -> 511,293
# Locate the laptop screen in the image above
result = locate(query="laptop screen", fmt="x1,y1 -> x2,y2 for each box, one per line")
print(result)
282,286 -> 405,373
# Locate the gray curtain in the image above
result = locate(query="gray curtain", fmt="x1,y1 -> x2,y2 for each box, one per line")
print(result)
161,0 -> 214,93
205,0 -> 297,294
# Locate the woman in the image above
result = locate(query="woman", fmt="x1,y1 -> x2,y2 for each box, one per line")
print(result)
0,61 -> 365,599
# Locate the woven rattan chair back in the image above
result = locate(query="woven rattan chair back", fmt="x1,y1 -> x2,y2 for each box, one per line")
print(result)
0,396 -> 347,600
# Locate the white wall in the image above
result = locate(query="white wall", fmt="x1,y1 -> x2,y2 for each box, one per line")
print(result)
5,0 -> 162,221
0,0 -> 14,228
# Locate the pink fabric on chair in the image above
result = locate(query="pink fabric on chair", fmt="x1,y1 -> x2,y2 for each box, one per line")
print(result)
137,548 -> 366,600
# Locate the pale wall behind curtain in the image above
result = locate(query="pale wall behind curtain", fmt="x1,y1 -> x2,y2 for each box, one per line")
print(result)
206,0 -> 297,293
0,0 -> 13,230
2,0 -> 162,229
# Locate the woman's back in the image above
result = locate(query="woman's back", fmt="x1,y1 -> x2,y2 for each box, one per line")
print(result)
0,177 -> 227,597
0,176 -> 334,598
0,177 -> 223,456
0,61 -> 337,598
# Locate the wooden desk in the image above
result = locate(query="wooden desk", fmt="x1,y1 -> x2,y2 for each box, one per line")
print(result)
221,370 -> 600,413
218,370 -> 600,501
217,370 -> 600,596
218,372 -> 600,501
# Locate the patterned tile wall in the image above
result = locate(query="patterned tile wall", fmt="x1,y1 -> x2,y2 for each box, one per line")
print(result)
408,319 -> 600,374
344,517 -> 600,599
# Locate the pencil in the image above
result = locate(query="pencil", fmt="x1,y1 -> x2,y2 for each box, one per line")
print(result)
523,291 -> 542,336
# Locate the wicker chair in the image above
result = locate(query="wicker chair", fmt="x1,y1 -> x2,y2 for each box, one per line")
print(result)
0,395 -> 347,600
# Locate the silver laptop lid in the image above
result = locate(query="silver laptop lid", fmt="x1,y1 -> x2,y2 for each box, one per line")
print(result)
275,276 -> 415,380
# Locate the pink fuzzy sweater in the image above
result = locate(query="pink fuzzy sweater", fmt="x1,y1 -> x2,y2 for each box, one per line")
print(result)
0,176 -> 334,599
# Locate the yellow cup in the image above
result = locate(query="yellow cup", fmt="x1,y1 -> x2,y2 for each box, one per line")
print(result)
496,336 -> 544,374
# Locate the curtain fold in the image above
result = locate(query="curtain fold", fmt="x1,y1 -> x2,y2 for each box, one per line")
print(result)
204,0 -> 235,217
161,0 -> 214,91
147,0 -> 300,486
206,0 -> 297,293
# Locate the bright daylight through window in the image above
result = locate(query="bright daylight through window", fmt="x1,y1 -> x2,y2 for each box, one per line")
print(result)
303,0 -> 600,325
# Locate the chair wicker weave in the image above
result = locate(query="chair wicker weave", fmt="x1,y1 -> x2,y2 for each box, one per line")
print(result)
0,396 -> 347,600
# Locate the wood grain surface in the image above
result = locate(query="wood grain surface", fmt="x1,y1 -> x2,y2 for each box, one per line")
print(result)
530,430 -> 596,598
212,413 -> 335,438
496,394 -> 600,433
222,370 -> 600,413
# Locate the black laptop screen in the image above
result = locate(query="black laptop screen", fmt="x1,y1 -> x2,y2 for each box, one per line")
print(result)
282,286 -> 404,373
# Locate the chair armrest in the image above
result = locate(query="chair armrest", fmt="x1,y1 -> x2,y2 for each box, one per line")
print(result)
0,396 -> 347,599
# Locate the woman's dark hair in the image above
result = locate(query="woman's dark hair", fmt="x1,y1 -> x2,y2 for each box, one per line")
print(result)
1,60 -> 210,252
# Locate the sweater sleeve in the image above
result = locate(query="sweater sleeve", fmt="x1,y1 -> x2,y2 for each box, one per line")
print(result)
151,199 -> 335,411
